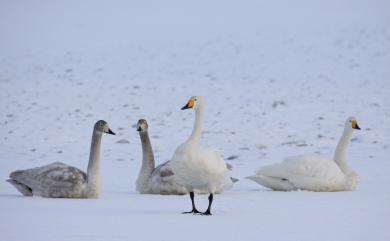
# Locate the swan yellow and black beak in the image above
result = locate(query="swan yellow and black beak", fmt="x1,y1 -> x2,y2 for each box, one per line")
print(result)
181,99 -> 195,110
351,120 -> 361,130
107,129 -> 116,135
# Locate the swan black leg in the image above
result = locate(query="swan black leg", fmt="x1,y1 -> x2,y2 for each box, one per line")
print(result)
202,193 -> 213,215
182,192 -> 200,214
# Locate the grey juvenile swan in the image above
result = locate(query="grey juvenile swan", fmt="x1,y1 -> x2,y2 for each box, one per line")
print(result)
136,119 -> 188,195
7,120 -> 115,198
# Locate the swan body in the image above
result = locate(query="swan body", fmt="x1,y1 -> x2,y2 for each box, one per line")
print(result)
7,162 -> 87,198
7,120 -> 115,198
172,142 -> 231,193
247,117 -> 360,192
136,119 -> 233,195
135,119 -> 188,195
170,96 -> 233,215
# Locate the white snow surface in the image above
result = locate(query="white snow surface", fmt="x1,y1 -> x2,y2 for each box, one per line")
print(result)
1,0 -> 389,241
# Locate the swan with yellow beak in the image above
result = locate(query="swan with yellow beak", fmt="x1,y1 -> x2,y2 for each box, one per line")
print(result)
170,96 -> 234,215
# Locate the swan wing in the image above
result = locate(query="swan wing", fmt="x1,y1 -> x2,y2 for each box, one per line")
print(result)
258,155 -> 341,178
149,161 -> 187,195
9,162 -> 87,197
196,148 -> 228,175
152,161 -> 174,178
171,146 -> 229,193
251,155 -> 345,191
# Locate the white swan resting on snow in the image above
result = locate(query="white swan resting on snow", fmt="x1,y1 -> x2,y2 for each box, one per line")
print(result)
246,117 -> 361,192
135,119 -> 188,195
170,96 -> 234,215
7,120 -> 115,198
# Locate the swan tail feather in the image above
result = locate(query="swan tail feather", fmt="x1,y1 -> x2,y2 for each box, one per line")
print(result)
246,175 -> 296,191
7,179 -> 33,196
230,177 -> 239,183
9,170 -> 25,179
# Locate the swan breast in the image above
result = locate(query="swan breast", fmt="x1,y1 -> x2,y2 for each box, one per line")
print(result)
171,146 -> 228,193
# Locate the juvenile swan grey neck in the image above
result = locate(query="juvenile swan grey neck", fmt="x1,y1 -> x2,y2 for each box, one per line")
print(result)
86,130 -> 103,197
137,130 -> 155,188
188,106 -> 204,144
333,127 -> 353,174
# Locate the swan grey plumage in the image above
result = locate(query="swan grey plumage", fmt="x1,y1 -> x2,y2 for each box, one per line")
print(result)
7,120 -> 115,198
135,119 -> 188,195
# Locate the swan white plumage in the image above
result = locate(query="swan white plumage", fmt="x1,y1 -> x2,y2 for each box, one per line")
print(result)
135,119 -> 188,195
7,120 -> 115,198
170,96 -> 233,215
135,119 -> 235,195
246,117 -> 361,192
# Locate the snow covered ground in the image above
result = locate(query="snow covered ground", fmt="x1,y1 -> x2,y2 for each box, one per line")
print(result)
1,0 -> 389,240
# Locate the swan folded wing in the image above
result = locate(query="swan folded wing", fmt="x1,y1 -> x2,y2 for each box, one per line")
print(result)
256,155 -> 345,190
196,148 -> 228,175
344,171 -> 358,191
9,162 -> 87,198
192,148 -> 228,192
152,161 -> 174,178
150,161 -> 187,195
201,149 -> 234,191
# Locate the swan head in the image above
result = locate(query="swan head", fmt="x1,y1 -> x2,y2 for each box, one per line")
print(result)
94,120 -> 116,135
136,119 -> 148,132
181,96 -> 204,110
346,117 -> 361,131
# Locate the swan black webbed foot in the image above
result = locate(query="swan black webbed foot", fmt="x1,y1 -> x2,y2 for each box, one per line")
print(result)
182,208 -> 201,214
182,192 -> 201,214
201,193 -> 213,215
201,210 -> 212,215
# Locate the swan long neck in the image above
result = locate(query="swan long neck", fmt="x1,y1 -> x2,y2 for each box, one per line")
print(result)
86,130 -> 102,197
137,131 -> 155,189
333,127 -> 353,174
188,106 -> 204,144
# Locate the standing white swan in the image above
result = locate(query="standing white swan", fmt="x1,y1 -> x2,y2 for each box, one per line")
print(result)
170,96 -> 233,215
246,117 -> 361,192
136,119 -> 187,195
7,120 -> 115,198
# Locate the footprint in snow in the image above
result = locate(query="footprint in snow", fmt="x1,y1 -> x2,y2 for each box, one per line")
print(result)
116,139 -> 130,144
226,155 -> 239,160
239,147 -> 250,151
255,144 -> 267,150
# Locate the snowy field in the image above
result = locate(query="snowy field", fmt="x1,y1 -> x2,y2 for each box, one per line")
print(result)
1,0 -> 390,240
